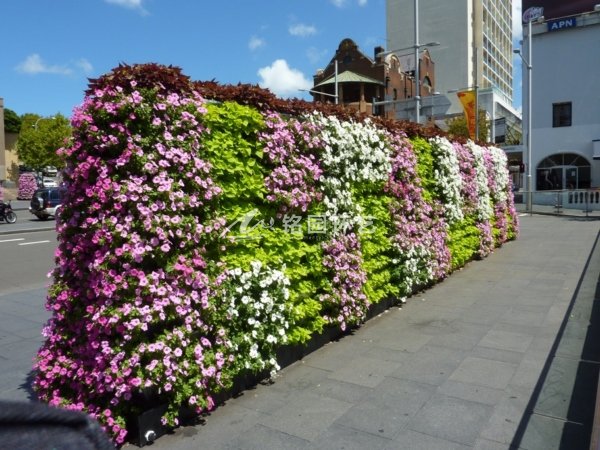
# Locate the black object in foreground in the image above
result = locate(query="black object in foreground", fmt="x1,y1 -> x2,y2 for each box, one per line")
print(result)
0,400 -> 114,450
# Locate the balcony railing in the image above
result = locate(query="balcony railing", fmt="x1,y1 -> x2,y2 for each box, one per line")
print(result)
514,189 -> 600,217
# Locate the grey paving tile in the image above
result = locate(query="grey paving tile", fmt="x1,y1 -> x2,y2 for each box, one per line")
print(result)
508,357 -> 547,397
428,322 -> 492,351
554,321 -> 600,362
310,378 -> 373,404
471,345 -> 526,365
384,429 -> 471,450
301,339 -> 374,372
224,424 -> 311,450
478,329 -> 533,354
438,380 -> 505,406
416,290 -> 480,309
459,305 -> 508,326
328,355 -> 404,388
271,362 -> 331,393
407,394 -> 494,446
543,302 -> 570,327
310,424 -> 392,450
257,391 -> 352,441
500,305 -> 552,327
404,303 -> 462,323
232,385 -> 292,416
390,345 -> 467,386
335,378 -> 435,439
473,438 -> 520,450
533,357 -> 599,426
516,413 -> 589,450
368,330 -> 433,353
364,345 -> 411,363
479,394 -> 529,445
448,356 -> 517,390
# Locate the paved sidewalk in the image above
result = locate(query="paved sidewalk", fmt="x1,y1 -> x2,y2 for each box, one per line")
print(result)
144,215 -> 600,450
1,215 -> 599,449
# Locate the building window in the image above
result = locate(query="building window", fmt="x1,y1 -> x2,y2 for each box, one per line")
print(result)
552,102 -> 572,127
536,153 -> 590,190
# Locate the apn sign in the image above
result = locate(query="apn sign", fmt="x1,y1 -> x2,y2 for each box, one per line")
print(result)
548,17 -> 577,31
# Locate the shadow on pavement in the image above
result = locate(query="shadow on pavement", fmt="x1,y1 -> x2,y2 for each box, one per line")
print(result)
510,230 -> 600,450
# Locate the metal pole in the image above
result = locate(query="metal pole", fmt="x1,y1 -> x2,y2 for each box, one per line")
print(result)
474,47 -> 479,140
414,0 -> 421,124
527,19 -> 533,214
334,60 -> 339,105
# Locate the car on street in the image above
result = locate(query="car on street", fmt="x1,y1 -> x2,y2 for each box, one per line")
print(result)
43,166 -> 58,177
42,177 -> 57,188
29,187 -> 66,220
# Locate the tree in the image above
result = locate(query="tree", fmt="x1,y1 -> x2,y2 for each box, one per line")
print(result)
3,108 -> 22,133
505,123 -> 522,145
16,114 -> 71,172
446,109 -> 489,142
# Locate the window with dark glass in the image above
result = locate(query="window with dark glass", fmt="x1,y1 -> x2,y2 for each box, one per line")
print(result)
552,102 -> 572,127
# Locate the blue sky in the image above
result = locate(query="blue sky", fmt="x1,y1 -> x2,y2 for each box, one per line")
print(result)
1,0 -> 523,118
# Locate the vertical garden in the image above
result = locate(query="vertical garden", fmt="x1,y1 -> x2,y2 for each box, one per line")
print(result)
34,64 -> 518,444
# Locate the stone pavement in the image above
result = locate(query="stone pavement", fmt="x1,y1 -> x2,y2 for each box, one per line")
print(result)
144,214 -> 600,450
1,215 -> 600,449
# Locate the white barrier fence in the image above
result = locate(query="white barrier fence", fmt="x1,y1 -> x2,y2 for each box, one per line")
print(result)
514,189 -> 600,216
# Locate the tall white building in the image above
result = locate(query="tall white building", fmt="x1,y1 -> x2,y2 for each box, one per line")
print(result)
386,0 -> 520,142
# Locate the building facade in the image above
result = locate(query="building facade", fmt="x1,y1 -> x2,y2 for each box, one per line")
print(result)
311,38 -> 437,120
522,3 -> 600,191
386,0 -> 520,142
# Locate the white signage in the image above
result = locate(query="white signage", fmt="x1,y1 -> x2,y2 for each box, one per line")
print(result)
523,6 -> 544,22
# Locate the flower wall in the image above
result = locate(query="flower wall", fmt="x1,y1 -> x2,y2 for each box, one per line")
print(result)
18,172 -> 38,200
34,64 -> 518,444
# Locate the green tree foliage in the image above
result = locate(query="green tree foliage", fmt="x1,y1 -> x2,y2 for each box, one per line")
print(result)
446,110 -> 489,142
16,114 -> 71,171
3,108 -> 22,133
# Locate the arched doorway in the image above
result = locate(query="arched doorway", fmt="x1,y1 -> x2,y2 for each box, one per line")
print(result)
536,153 -> 591,190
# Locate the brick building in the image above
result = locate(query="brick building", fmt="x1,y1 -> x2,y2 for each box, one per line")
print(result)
310,38 -> 436,119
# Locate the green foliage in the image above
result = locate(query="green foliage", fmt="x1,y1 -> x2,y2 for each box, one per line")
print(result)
201,102 -> 327,344
447,216 -> 480,270
411,137 -> 436,203
3,108 -> 21,133
16,114 -> 71,170
356,186 -> 398,305
446,110 -> 489,142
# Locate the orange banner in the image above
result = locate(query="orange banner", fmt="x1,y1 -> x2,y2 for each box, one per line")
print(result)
457,90 -> 476,139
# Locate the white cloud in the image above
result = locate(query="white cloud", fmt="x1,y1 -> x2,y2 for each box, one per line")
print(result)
76,58 -> 94,74
105,0 -> 148,14
289,24 -> 317,37
15,54 -> 72,75
248,36 -> 265,51
257,59 -> 312,98
330,0 -> 366,7
15,54 -> 94,76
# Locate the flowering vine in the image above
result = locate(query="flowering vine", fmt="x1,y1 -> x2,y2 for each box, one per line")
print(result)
215,261 -> 293,378
32,63 -> 519,447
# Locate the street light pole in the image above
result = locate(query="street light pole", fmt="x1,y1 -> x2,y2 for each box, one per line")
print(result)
514,19 -> 535,214
474,48 -> 479,140
526,18 -> 532,214
303,59 -> 339,104
414,0 -> 421,124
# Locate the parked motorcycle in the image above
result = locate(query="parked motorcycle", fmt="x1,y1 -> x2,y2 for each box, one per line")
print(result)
0,201 -> 17,224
